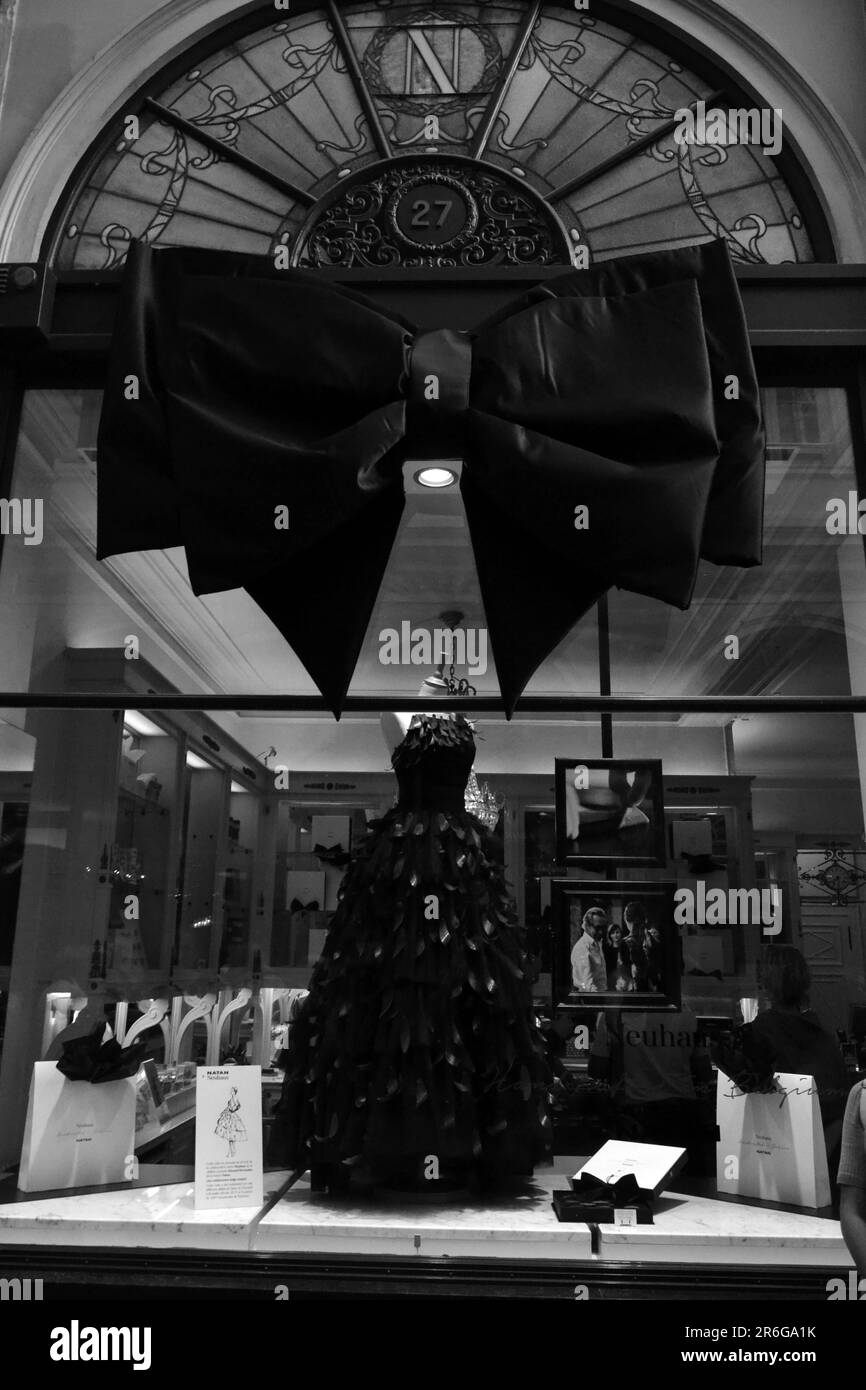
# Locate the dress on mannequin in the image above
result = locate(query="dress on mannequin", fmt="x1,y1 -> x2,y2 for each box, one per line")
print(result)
267,710 -> 549,1189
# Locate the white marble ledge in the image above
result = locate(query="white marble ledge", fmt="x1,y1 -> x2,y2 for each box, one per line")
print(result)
255,1173 -> 592,1259
0,1171 -> 290,1251
597,1190 -> 854,1267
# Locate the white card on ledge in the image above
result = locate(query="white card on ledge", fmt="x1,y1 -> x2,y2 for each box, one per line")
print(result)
577,1139 -> 687,1195
194,1065 -> 263,1210
18,1062 -> 136,1193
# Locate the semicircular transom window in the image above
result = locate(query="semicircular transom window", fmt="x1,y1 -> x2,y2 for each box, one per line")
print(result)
54,1 -> 819,271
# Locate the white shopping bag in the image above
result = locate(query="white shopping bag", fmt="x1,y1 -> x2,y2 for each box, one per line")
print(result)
716,1069 -> 830,1209
18,1061 -> 136,1193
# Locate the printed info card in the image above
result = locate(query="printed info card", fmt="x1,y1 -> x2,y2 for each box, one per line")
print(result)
194,1064 -> 263,1210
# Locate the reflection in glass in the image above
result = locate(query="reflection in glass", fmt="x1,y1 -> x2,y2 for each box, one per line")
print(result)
610,387 -> 858,697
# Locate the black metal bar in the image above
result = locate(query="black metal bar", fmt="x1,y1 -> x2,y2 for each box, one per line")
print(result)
596,594 -> 614,759
33,272 -> 866,367
547,88 -> 727,206
144,98 -> 316,208
325,0 -> 392,158
470,0 -> 543,160
52,262 -> 866,287
848,359 -> 866,576
2,693 -> 866,715
596,595 -> 617,881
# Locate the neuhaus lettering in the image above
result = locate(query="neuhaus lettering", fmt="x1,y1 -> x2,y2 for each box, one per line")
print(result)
49,1321 -> 152,1371
625,1023 -> 695,1048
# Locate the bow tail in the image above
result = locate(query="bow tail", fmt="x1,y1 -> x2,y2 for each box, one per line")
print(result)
245,487 -> 404,718
461,469 -> 608,717
463,409 -> 718,715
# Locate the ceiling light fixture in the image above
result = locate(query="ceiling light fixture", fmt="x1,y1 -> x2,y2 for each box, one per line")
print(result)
123,710 -> 166,737
186,751 -> 214,770
414,466 -> 457,489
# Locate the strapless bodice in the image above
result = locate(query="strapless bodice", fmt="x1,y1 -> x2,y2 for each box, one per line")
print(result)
391,714 -> 476,813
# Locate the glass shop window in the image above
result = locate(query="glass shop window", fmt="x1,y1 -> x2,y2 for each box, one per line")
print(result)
0,703 -> 863,1176
609,387 -> 861,698
2,386 -> 860,708
0,389 -> 606,708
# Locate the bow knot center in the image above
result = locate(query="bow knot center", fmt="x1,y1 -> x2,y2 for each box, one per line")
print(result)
406,328 -> 471,460
409,329 -> 472,415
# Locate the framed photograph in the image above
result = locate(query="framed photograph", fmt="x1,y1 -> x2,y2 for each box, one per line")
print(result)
552,879 -> 681,1011
555,758 -> 665,868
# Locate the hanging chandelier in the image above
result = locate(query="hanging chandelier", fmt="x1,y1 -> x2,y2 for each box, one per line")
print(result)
435,609 -> 477,697
423,608 -> 501,825
464,769 -> 505,830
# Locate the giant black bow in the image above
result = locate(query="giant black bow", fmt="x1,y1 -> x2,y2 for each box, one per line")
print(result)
97,239 -> 764,714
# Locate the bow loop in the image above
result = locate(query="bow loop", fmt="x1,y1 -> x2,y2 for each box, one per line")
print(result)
466,279 -> 721,612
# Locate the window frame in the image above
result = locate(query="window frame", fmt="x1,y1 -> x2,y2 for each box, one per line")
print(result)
39,0 -> 836,270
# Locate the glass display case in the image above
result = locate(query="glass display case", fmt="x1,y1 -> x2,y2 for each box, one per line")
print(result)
62,652 -> 271,995
110,713 -> 178,978
269,782 -> 392,984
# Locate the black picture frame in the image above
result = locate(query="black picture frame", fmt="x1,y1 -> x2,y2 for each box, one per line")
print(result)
554,758 -> 666,868
552,878 -> 682,1012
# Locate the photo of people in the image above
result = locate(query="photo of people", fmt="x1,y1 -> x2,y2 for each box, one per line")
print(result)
555,759 -> 665,867
554,881 -> 680,1010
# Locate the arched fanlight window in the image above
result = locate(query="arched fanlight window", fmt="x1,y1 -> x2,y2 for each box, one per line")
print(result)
48,2 -> 825,273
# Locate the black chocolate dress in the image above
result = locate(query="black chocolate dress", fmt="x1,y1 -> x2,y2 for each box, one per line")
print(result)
267,714 -> 549,1183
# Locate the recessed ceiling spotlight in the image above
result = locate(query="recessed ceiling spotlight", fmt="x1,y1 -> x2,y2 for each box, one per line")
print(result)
414,466 -> 457,489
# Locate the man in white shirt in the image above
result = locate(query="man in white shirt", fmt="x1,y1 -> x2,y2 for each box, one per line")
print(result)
571,907 -> 608,992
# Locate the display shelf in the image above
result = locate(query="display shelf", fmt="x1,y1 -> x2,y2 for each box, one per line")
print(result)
0,1167 -> 291,1250
256,1171 -> 593,1261
0,1161 -> 852,1288
594,1189 -> 850,1266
